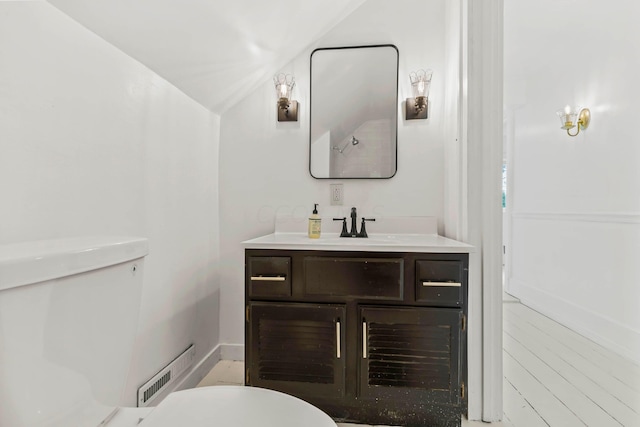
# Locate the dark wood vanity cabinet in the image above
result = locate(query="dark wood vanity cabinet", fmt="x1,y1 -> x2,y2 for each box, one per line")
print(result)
245,249 -> 469,427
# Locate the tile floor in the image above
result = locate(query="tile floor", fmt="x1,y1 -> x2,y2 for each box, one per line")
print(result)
197,359 -> 244,387
197,300 -> 640,426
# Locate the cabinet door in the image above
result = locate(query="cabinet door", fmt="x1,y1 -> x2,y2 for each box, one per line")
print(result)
248,302 -> 346,399
359,306 -> 462,405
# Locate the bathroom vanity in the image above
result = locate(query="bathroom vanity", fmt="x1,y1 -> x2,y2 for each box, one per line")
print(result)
243,218 -> 473,427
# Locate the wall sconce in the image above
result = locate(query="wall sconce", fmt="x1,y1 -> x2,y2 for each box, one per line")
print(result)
273,73 -> 298,122
556,105 -> 591,137
406,69 -> 433,120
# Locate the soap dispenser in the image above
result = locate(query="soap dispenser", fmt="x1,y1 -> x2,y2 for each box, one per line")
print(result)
308,203 -> 321,239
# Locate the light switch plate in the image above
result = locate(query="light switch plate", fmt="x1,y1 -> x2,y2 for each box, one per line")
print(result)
330,184 -> 343,206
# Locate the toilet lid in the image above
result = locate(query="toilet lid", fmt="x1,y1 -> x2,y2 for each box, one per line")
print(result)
138,386 -> 337,427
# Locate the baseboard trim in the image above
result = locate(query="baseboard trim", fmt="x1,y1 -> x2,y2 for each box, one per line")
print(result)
510,278 -> 640,365
220,344 -> 245,361
142,343 -> 245,406
176,344 -> 222,391
148,344 -> 221,406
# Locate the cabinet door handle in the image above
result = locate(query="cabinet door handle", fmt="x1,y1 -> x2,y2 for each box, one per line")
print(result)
422,281 -> 461,287
336,320 -> 341,359
250,276 -> 286,281
362,321 -> 367,359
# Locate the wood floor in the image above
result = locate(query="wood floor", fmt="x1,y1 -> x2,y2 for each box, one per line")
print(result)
197,301 -> 640,426
503,301 -> 640,427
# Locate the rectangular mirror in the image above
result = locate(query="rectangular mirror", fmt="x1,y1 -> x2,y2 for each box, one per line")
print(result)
309,45 -> 398,179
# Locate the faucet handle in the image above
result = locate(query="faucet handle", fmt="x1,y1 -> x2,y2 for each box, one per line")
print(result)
333,217 -> 349,237
357,218 -> 376,238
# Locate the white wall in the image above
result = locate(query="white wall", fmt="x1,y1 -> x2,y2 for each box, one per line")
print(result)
504,0 -> 640,362
218,0 -> 449,347
0,1 -> 221,404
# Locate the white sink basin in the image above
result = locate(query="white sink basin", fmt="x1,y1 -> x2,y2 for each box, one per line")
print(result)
309,234 -> 430,245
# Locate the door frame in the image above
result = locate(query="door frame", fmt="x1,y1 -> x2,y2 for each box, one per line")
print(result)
445,0 -> 504,421
466,0 -> 504,422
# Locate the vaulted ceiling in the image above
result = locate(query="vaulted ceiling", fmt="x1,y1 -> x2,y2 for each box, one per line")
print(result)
47,0 -> 368,114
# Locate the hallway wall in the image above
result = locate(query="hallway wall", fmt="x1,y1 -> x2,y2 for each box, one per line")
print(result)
504,0 -> 640,362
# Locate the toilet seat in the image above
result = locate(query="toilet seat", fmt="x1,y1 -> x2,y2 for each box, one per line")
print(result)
137,386 -> 337,427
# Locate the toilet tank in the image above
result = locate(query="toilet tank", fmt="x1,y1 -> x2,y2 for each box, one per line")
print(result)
0,237 -> 148,427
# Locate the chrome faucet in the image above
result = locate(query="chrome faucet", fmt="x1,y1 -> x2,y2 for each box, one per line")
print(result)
333,207 -> 375,238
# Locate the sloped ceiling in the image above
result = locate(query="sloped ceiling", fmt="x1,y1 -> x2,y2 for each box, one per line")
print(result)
46,0 -> 368,114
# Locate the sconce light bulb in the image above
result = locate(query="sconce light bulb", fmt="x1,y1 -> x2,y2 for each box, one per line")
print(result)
274,73 -> 298,122
273,73 -> 295,108
557,105 -> 581,131
557,106 -> 590,136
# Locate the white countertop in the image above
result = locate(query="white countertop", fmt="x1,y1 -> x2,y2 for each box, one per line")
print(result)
242,232 -> 474,253
242,216 -> 474,253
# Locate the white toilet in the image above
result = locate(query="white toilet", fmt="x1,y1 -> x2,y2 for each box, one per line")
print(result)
0,237 -> 337,427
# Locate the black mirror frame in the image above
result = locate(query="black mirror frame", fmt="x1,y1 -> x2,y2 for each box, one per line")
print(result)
309,44 -> 399,180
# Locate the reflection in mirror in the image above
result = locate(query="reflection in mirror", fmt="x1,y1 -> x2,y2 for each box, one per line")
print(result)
309,45 -> 398,179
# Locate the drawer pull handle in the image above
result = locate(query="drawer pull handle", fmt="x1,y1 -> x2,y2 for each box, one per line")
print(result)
336,321 -> 341,359
422,281 -> 461,287
251,276 -> 286,281
362,321 -> 367,359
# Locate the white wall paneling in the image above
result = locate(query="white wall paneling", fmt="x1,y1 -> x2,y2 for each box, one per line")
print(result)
510,214 -> 640,363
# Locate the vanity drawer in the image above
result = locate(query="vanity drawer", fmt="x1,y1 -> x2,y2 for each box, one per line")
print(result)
248,256 -> 291,297
304,257 -> 403,299
415,259 -> 464,306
